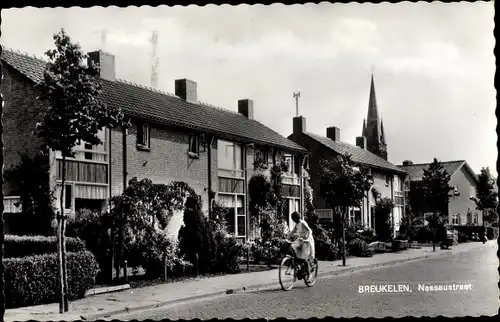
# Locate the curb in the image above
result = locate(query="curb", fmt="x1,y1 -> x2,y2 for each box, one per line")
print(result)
85,284 -> 131,297
80,245 -> 484,320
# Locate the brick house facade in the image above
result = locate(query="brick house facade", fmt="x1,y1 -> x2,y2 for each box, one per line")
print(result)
1,49 -> 307,240
288,116 -> 407,236
400,160 -> 483,226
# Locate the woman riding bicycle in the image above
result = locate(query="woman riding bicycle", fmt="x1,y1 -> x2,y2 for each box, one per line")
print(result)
286,211 -> 316,274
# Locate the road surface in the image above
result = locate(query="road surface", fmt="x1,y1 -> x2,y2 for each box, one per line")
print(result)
109,242 -> 498,319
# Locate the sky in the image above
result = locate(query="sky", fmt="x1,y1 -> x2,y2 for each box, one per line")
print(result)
2,2 -> 496,176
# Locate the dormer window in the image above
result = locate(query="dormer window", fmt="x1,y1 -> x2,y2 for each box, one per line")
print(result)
137,122 -> 150,149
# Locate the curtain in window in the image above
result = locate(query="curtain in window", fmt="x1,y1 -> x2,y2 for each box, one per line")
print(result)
218,194 -> 235,207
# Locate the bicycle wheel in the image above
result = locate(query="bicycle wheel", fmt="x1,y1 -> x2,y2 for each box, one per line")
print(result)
304,259 -> 318,287
279,255 -> 296,291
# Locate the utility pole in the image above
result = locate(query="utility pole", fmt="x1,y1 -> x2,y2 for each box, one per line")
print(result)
150,31 -> 159,89
293,91 -> 300,117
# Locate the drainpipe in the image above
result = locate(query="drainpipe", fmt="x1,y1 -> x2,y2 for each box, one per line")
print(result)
207,134 -> 213,219
122,126 -> 127,192
391,175 -> 395,238
108,128 -> 112,201
243,143 -> 254,242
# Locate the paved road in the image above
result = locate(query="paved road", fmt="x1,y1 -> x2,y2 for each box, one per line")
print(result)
109,243 -> 498,320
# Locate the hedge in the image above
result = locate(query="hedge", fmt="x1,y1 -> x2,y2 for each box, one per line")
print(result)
4,235 -> 86,258
3,250 -> 100,308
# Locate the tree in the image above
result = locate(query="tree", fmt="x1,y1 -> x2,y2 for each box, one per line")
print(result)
399,205 -> 423,246
373,195 -> 395,242
35,29 -> 126,312
421,158 -> 453,252
318,154 -> 373,266
473,167 -> 498,226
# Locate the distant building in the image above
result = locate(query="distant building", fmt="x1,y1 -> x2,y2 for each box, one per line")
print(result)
399,160 -> 482,226
288,74 -> 406,236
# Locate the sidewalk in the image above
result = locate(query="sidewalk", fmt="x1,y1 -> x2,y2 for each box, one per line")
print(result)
5,240 -> 494,322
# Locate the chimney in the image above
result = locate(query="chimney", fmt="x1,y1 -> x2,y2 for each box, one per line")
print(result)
238,99 -> 254,119
356,136 -> 367,149
293,116 -> 306,136
175,79 -> 197,103
326,126 -> 340,142
87,50 -> 116,81
402,160 -> 413,166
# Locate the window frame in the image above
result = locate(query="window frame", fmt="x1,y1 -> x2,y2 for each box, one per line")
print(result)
217,140 -> 243,171
136,122 -> 151,149
217,193 -> 246,238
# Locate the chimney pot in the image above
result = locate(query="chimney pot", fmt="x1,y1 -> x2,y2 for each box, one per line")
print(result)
175,79 -> 197,103
238,99 -> 254,119
356,136 -> 367,149
87,50 -> 116,81
326,126 -> 340,142
293,116 -> 306,136
402,160 -> 414,166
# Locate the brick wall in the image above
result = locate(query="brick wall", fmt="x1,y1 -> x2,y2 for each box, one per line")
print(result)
2,66 -> 47,195
110,121 -> 217,239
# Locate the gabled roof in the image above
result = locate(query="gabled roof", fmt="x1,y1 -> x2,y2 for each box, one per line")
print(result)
1,49 -> 306,153
302,132 -> 405,174
399,160 -> 479,184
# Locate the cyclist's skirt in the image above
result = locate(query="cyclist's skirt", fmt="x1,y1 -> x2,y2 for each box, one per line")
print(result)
292,240 -> 312,260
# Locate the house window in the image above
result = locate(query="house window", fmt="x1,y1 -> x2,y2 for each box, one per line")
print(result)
84,143 -> 93,160
451,214 -> 459,225
137,123 -> 150,148
370,206 -> 375,229
188,134 -> 205,158
64,185 -> 72,210
385,174 -> 391,187
217,140 -> 243,171
473,214 -> 478,225
218,194 -> 246,237
254,149 -> 268,166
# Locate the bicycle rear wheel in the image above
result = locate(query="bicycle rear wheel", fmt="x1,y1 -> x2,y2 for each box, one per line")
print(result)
279,255 -> 296,291
304,259 -> 318,287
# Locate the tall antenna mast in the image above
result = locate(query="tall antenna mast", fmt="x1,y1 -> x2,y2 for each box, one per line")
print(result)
101,29 -> 107,51
150,31 -> 159,89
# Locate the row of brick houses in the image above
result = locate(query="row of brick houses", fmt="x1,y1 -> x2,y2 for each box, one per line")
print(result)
1,49 -> 308,240
1,48 -> 487,241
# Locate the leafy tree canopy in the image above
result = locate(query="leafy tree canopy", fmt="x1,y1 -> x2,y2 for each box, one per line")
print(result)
318,154 -> 373,214
35,29 -> 126,155
421,158 -> 453,216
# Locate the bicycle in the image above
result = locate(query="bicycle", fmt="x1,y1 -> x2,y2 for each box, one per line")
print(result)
279,240 -> 318,291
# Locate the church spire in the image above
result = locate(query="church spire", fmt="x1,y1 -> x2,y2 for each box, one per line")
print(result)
367,73 -> 379,121
362,118 -> 367,137
364,72 -> 388,161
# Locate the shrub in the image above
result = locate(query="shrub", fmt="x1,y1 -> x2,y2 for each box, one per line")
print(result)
4,234 -> 86,258
215,236 -> 245,274
66,209 -> 114,282
137,232 -> 192,278
305,211 -> 340,261
347,238 -> 372,257
4,250 -> 99,308
178,196 -> 218,274
486,227 -> 499,240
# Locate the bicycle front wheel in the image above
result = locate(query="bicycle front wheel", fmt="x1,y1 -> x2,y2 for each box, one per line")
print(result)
279,255 -> 296,291
304,259 -> 318,287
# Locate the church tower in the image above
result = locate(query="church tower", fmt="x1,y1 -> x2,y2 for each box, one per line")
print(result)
362,74 -> 388,160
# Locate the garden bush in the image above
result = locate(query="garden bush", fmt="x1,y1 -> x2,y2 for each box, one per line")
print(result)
4,234 -> 86,258
306,211 -> 340,261
486,227 -> 499,240
178,196 -> 218,274
3,250 -> 99,308
347,238 -> 372,257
